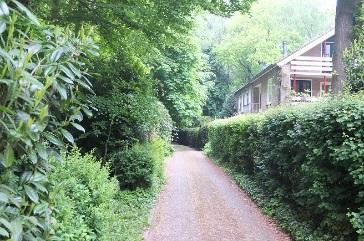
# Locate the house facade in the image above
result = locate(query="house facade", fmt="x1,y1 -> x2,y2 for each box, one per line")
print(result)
235,29 -> 335,114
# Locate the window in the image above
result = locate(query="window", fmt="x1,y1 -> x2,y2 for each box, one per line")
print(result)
291,79 -> 312,96
267,79 -> 273,104
322,42 -> 334,57
320,82 -> 332,96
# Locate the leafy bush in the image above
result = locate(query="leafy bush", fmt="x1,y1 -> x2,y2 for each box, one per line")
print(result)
345,2 -> 364,93
49,149 -> 123,241
116,187 -> 163,241
81,75 -> 173,157
207,95 -> 364,240
177,126 -> 209,150
345,32 -> 364,93
208,114 -> 263,174
177,116 -> 213,150
0,2 -> 97,240
110,138 -> 171,189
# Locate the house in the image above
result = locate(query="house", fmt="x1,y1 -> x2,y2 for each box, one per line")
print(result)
234,29 -> 335,114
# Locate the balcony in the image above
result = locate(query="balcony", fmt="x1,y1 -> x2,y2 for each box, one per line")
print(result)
290,56 -> 333,78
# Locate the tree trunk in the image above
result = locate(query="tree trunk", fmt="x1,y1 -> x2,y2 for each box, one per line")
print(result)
332,0 -> 360,93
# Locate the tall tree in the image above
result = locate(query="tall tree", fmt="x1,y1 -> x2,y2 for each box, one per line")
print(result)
332,0 -> 360,93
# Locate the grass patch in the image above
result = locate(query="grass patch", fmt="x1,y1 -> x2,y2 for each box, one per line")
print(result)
117,179 -> 164,240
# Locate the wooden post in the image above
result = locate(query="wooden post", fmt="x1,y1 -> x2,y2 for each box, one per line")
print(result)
323,41 -> 327,95
293,73 -> 297,96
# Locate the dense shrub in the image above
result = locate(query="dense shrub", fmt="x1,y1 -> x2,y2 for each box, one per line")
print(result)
77,49 -> 174,157
177,126 -> 209,150
0,3 -> 96,240
345,2 -> 364,93
177,116 -> 213,149
207,95 -> 364,240
81,86 -> 173,157
208,114 -> 263,174
110,138 -> 171,189
49,150 -> 123,241
345,32 -> 364,92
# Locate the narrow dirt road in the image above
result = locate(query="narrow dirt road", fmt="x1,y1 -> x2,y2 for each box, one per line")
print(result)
144,145 -> 291,241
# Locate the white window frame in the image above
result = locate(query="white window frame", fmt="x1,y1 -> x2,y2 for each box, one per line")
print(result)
321,41 -> 334,58
291,79 -> 312,97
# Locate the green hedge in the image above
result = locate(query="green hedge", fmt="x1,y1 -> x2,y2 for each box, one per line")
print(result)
207,95 -> 364,241
177,126 -> 209,150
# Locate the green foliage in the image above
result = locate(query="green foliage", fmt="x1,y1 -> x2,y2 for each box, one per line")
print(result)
110,138 -> 171,189
30,0 -> 256,130
0,2 -> 96,240
49,149 -> 122,241
177,127 -> 207,150
116,187 -> 163,241
31,0 -> 256,40
177,116 -> 213,149
208,114 -> 263,173
50,147 -> 169,241
30,0 -> 256,139
153,37 -> 211,128
70,45 -> 173,155
203,50 -> 231,117
219,94 -> 237,117
85,80 -> 173,155
345,2 -> 364,93
207,95 -> 364,240
213,159 -> 330,241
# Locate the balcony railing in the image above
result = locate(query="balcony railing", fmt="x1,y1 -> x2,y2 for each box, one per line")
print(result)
290,56 -> 333,77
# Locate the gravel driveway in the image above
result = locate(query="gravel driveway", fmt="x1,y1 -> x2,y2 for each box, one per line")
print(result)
144,145 -> 291,241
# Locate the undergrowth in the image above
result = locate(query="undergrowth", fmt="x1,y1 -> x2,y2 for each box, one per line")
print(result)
206,147 -> 346,241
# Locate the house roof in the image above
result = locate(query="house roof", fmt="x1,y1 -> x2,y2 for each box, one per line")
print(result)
234,64 -> 278,95
276,29 -> 335,67
234,29 -> 335,95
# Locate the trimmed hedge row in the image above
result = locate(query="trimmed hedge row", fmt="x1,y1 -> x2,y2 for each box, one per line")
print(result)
177,126 -> 209,150
206,95 -> 364,241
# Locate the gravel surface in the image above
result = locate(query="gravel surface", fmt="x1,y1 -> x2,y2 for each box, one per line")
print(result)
144,145 -> 291,241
